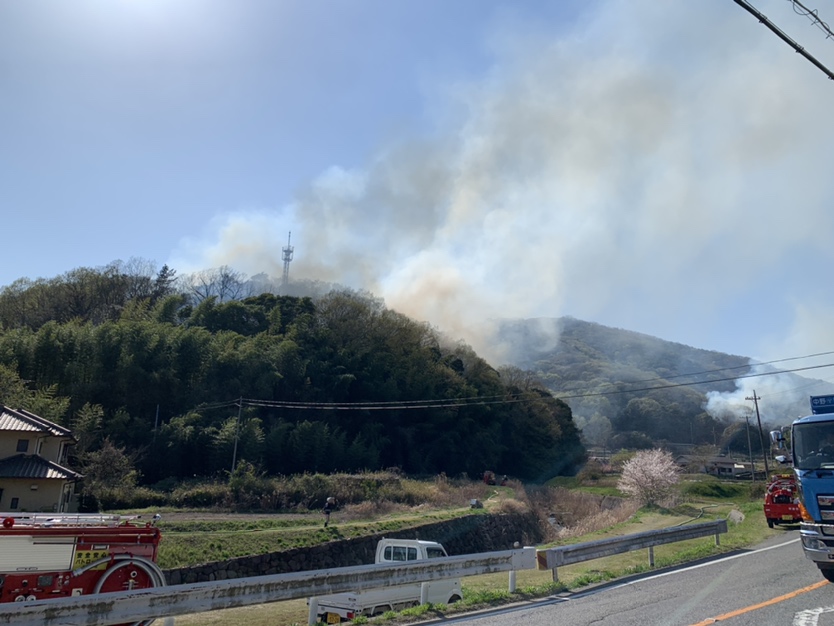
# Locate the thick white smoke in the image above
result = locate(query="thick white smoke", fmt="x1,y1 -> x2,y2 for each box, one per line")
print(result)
705,359 -> 834,427
172,0 -> 834,364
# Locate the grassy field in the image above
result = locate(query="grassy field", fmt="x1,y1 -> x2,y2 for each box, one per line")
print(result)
152,475 -> 778,626
155,506 -> 481,569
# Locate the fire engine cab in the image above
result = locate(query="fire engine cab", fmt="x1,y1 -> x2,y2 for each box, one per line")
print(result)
0,512 -> 164,610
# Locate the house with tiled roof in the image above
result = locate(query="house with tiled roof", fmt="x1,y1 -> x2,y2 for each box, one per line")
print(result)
0,406 -> 82,512
675,453 -> 765,479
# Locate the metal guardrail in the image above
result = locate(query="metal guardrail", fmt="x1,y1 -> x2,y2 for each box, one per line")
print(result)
0,520 -> 728,625
0,548 -> 537,626
536,519 -> 728,580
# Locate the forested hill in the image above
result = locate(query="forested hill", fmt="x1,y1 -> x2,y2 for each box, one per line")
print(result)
0,269 -> 585,485
495,316 -> 830,453
499,316 -> 748,391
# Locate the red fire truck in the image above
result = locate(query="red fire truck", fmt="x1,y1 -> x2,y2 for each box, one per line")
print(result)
763,474 -> 802,528
0,512 -> 164,619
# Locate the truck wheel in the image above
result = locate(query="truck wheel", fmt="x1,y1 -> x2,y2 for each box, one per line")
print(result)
766,519 -> 774,528
93,557 -> 166,626
819,566 -> 834,582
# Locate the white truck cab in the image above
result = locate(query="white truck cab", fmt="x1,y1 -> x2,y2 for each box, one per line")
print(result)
313,538 -> 462,624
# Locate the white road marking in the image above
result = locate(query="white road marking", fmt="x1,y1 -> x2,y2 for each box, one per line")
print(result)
612,537 -> 801,587
437,537 -> 804,624
795,605 -> 834,626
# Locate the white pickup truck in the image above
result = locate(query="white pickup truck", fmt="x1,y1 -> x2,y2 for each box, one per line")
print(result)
312,538 -> 462,624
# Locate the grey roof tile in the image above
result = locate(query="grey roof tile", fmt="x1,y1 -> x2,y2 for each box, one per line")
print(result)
0,454 -> 82,480
0,406 -> 74,439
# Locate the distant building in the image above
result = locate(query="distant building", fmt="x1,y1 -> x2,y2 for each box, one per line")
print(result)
676,454 -> 756,478
0,407 -> 82,512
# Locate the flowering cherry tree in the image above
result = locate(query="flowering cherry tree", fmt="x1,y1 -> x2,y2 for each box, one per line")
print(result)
617,449 -> 681,506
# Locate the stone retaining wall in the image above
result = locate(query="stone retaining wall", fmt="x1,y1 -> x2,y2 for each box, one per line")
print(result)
163,512 -> 544,585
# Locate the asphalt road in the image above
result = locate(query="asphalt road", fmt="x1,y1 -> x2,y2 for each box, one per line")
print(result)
437,529 -> 834,626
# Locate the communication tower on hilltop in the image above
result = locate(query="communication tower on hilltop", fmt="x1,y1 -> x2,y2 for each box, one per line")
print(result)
282,232 -> 294,287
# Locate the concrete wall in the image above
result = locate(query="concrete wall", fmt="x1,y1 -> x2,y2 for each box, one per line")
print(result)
163,512 -> 544,586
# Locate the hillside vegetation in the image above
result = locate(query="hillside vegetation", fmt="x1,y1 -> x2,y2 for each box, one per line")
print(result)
0,262 -> 585,498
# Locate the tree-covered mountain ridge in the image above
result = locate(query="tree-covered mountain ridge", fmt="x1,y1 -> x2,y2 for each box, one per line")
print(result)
495,316 -> 834,453
499,316 -> 748,390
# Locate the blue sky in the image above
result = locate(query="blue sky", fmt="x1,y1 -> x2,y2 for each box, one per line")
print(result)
3,0 -> 834,377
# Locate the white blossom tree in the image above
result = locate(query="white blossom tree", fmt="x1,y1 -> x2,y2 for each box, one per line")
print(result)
617,448 -> 681,506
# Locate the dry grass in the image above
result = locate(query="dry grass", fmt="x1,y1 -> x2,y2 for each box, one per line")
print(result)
557,503 -> 641,539
517,484 -> 639,542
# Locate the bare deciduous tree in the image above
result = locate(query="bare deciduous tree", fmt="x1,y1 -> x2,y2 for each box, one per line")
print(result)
180,265 -> 250,303
115,257 -> 158,300
617,448 -> 681,506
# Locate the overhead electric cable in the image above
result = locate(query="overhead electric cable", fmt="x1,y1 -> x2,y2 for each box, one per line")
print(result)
227,360 -> 834,411
789,0 -> 834,40
193,399 -> 241,411
241,396 -> 533,411
557,361 -> 834,400
732,0 -> 834,80
192,350 -> 834,415
756,378 -> 831,399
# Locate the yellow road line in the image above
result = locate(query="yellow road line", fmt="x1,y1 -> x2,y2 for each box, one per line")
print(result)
688,580 -> 828,625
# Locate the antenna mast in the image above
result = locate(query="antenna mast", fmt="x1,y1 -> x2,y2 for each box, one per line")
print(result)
282,232 -> 294,288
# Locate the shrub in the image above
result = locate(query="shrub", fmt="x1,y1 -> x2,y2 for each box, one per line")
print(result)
93,485 -> 167,510
748,481 -> 766,500
577,459 -> 605,482
681,480 -> 750,500
496,498 -> 530,514
169,482 -> 230,508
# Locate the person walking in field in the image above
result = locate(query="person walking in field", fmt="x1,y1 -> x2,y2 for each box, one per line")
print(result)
323,497 -> 336,527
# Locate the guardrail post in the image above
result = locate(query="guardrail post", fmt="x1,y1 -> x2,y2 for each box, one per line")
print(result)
648,546 -> 654,568
308,597 -> 318,626
420,582 -> 429,605
715,530 -> 721,546
508,570 -> 516,592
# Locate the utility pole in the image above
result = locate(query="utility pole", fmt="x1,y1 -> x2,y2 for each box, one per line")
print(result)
744,413 -> 756,483
746,391 -> 770,477
231,397 -> 243,475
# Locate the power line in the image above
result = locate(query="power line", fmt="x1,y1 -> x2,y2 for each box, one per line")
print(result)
232,359 -> 834,410
190,350 -> 834,413
557,361 -> 834,400
732,0 -> 834,80
788,0 -> 834,41
243,394 -> 510,408
242,396 -> 533,411
194,399 -> 241,412
757,377 -> 829,398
